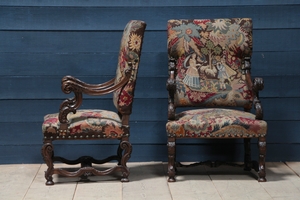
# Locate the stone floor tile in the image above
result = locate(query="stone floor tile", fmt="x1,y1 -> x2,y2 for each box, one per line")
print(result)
213,180 -> 273,200
168,180 -> 222,200
74,182 -> 122,200
265,162 -> 300,181
285,162 -> 300,177
0,164 -> 41,200
24,164 -> 77,200
122,162 -> 172,200
260,180 -> 300,199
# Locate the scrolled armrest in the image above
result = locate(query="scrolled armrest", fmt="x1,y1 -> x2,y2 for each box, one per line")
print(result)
58,64 -> 133,130
253,77 -> 264,120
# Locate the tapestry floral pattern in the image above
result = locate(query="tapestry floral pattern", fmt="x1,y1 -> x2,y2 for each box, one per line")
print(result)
113,20 -> 146,113
167,18 -> 253,107
42,110 -> 124,138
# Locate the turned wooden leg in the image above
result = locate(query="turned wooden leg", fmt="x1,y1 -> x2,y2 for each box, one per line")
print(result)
167,137 -> 176,182
41,140 -> 55,186
244,138 -> 252,171
258,136 -> 267,182
120,140 -> 132,182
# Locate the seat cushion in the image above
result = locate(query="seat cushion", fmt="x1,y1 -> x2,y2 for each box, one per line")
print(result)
42,109 -> 124,139
166,108 -> 267,138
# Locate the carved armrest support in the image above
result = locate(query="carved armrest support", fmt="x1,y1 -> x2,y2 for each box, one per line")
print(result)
253,77 -> 264,120
166,58 -> 176,120
58,63 -> 134,130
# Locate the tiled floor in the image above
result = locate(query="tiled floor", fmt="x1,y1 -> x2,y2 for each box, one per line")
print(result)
1,162 -> 300,200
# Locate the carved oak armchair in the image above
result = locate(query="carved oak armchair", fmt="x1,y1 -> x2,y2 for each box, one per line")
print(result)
41,20 -> 146,185
166,18 -> 267,182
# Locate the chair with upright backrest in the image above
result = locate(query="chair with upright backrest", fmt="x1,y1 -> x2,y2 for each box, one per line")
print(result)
41,20 -> 146,185
166,18 -> 267,182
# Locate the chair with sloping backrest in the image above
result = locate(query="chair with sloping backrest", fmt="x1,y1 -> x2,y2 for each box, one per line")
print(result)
166,18 -> 267,182
41,20 -> 146,185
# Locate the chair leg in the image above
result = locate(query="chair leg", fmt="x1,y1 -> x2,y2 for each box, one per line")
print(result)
258,136 -> 267,182
167,137 -> 176,182
117,144 -> 123,165
119,140 -> 132,182
244,138 -> 252,171
41,141 -> 55,185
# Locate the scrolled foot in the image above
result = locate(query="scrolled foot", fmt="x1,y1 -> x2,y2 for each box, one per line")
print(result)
45,180 -> 54,186
121,177 -> 129,182
258,177 -> 267,182
168,177 -> 176,182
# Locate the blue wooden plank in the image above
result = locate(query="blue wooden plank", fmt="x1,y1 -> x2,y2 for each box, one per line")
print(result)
0,98 -> 299,123
0,0 -> 299,7
175,143 -> 300,162
1,30 -> 299,53
1,143 -> 300,164
0,76 -> 299,99
0,52 -> 299,77
0,5 -> 299,30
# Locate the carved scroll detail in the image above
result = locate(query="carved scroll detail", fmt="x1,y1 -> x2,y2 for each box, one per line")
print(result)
167,58 -> 177,120
253,77 -> 264,120
41,142 -> 54,185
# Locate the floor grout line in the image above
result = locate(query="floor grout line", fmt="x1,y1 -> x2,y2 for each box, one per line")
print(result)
22,164 -> 42,200
283,161 -> 300,178
72,181 -> 79,200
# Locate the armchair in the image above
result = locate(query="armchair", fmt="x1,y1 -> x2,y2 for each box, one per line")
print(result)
166,18 -> 267,182
41,20 -> 146,185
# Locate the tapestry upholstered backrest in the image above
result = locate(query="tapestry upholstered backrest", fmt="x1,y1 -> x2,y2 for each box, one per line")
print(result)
167,18 -> 253,108
113,20 -> 146,114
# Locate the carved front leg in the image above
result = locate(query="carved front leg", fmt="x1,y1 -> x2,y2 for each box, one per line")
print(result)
167,137 -> 176,182
120,141 -> 132,182
41,141 -> 55,185
258,137 -> 267,182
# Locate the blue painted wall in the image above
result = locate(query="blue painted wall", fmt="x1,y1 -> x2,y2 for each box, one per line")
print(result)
0,0 -> 299,163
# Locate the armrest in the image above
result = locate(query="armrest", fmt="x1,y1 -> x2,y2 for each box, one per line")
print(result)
166,58 -> 176,120
58,64 -> 133,131
253,77 -> 264,120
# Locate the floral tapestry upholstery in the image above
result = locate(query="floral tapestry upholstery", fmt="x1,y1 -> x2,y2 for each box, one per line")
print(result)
166,108 -> 267,138
113,20 -> 146,114
167,18 -> 253,107
42,109 -> 124,139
